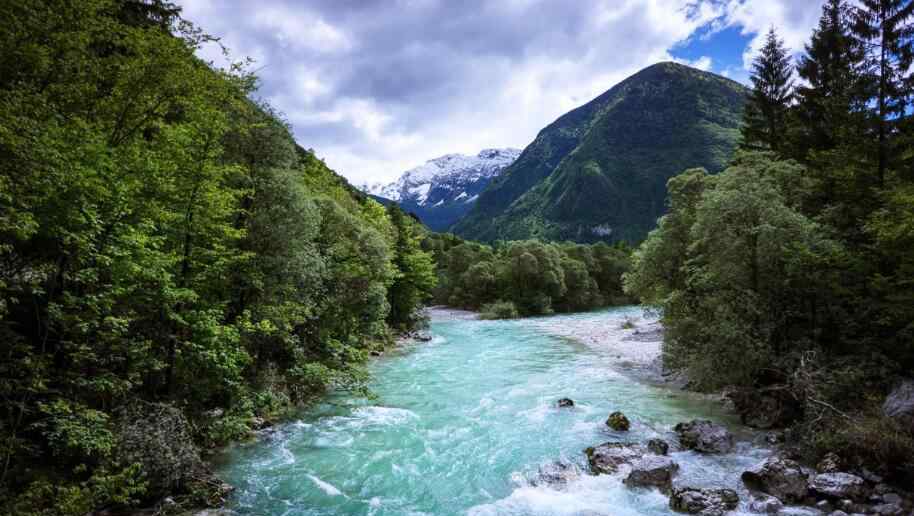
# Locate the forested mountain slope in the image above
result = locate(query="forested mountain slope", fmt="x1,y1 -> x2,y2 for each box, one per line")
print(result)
453,62 -> 747,243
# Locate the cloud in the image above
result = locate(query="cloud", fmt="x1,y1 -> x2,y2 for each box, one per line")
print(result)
176,0 -> 826,185
722,0 -> 825,68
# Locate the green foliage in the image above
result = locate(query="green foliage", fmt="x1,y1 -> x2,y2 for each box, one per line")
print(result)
386,207 -> 438,331
479,301 -> 520,320
627,153 -> 841,388
851,0 -> 914,185
428,233 -> 632,317
454,62 -> 747,244
741,28 -> 794,153
0,2 -> 436,513
625,0 -> 914,477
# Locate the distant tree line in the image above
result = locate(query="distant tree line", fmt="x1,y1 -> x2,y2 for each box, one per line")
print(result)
0,1 -> 435,513
425,234 -> 633,318
625,0 -> 914,477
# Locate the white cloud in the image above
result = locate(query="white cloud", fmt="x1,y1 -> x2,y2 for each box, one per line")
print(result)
723,0 -> 825,69
176,0 -> 827,185
252,7 -> 352,53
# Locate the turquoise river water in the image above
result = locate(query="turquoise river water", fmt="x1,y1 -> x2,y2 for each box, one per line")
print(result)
213,306 -> 772,515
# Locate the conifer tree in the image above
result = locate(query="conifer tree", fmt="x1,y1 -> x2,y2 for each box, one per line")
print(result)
851,0 -> 914,186
795,0 -> 864,154
741,27 -> 795,153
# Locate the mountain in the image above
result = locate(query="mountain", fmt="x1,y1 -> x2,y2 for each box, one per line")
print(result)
451,62 -> 748,243
360,148 -> 521,231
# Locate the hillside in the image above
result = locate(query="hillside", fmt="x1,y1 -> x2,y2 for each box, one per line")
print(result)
452,62 -> 748,243
360,148 -> 520,231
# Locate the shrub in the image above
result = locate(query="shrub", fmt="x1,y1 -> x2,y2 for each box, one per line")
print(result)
799,411 -> 914,480
479,300 -> 520,320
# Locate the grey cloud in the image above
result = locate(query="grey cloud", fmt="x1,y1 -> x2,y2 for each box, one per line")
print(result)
178,0 -> 823,184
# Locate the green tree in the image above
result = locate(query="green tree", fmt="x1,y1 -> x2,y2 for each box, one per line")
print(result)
742,28 -> 795,153
795,0 -> 865,156
851,0 -> 914,186
386,207 -> 437,330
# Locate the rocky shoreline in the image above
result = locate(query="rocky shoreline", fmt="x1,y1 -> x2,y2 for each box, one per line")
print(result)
542,403 -> 914,516
524,309 -> 914,516
232,306 -> 914,516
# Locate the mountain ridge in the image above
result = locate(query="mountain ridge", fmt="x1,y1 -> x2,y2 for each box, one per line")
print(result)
359,148 -> 520,231
452,62 -> 748,243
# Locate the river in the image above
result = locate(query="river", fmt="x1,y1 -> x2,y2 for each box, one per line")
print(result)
212,306 -> 771,515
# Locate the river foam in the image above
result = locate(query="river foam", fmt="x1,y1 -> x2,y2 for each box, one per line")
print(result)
213,307 -> 763,516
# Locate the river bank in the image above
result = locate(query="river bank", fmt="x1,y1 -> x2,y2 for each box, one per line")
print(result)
425,305 -> 676,386
205,306 -> 913,515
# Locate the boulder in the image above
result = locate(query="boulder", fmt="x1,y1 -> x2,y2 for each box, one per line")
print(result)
883,380 -> 914,431
533,461 -> 581,486
647,438 -> 670,456
674,420 -> 734,454
870,503 -> 904,516
669,486 -> 739,516
765,431 -> 786,445
584,442 -> 644,474
623,455 -> 679,491
749,493 -> 784,513
809,472 -> 868,501
817,452 -> 842,473
557,398 -> 575,408
606,411 -> 631,431
741,456 -> 810,503
881,493 -> 903,505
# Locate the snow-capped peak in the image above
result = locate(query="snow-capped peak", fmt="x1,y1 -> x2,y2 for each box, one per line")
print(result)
359,148 -> 520,205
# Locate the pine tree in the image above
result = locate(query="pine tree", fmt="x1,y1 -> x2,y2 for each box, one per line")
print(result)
741,27 -> 795,153
851,0 -> 914,186
795,0 -> 865,154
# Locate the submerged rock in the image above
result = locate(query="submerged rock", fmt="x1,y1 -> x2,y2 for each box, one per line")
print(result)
647,438 -> 670,456
413,331 -> 433,342
606,411 -> 631,431
584,442 -> 644,474
883,380 -> 914,431
741,456 -> 810,503
557,398 -> 575,408
532,460 -> 581,486
674,420 -> 734,453
809,472 -> 868,501
870,503 -> 905,516
623,455 -> 679,491
669,486 -> 739,515
749,493 -> 784,513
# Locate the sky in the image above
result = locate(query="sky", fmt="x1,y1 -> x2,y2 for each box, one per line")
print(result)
176,0 -> 826,185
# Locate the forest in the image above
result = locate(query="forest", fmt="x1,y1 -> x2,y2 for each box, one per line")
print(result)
624,0 -> 914,479
424,234 -> 632,318
0,1 -> 437,513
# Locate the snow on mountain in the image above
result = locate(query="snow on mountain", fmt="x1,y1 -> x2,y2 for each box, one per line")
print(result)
360,148 -> 520,205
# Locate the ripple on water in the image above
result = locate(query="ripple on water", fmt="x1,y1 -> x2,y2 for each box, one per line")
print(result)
214,307 -> 765,516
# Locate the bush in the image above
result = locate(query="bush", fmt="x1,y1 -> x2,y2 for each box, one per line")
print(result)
479,300 -> 520,320
799,411 -> 914,480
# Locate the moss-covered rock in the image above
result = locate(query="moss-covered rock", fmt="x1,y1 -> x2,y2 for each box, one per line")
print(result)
606,411 -> 631,431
